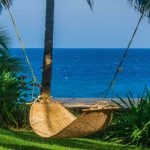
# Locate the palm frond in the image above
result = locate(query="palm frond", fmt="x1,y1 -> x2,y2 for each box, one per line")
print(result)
116,95 -> 130,108
0,28 -> 10,54
0,54 -> 23,72
0,28 -> 22,72
87,0 -> 94,10
0,0 -> 13,13
128,0 -> 150,18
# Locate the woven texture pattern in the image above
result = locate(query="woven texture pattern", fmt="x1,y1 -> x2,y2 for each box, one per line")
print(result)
30,100 -> 113,138
30,101 -> 76,138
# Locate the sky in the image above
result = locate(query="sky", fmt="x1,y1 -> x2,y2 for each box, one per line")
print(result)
1,0 -> 150,48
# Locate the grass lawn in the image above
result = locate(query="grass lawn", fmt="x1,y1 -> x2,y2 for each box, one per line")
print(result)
0,128 -> 149,150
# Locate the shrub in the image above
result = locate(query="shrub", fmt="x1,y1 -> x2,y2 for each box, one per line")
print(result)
101,89 -> 150,146
0,71 -> 31,128
0,28 -> 32,128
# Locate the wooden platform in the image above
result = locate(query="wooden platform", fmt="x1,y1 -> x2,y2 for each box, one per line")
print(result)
26,98 -> 121,112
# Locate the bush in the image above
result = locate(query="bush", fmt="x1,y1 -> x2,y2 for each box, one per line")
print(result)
0,71 -> 31,128
0,28 -> 32,128
100,89 -> 150,146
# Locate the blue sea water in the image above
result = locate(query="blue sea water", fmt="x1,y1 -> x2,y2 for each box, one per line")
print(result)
10,48 -> 150,98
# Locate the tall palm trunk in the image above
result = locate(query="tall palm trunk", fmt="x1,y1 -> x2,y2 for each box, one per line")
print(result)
41,0 -> 54,96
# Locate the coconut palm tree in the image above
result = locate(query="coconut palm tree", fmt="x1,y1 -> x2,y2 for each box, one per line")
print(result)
41,0 -> 94,96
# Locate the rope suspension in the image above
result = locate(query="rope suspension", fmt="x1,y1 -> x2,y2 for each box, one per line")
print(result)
4,0 -> 42,99
103,12 -> 144,98
103,0 -> 150,98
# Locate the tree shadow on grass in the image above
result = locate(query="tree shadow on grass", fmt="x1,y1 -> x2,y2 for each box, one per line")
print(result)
0,129 -> 145,150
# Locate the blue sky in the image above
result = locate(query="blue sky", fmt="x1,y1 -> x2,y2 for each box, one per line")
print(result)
1,0 -> 150,48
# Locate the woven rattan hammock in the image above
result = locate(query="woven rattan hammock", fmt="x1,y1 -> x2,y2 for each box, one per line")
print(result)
30,94 -> 118,138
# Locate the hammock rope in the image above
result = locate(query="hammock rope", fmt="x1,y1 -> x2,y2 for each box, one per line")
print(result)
103,0 -> 150,99
4,0 -> 41,99
103,12 -> 144,99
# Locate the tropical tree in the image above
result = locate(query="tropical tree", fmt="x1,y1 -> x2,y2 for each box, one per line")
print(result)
41,0 -> 94,96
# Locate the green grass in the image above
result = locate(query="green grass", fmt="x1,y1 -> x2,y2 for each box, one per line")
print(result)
0,128 -> 149,150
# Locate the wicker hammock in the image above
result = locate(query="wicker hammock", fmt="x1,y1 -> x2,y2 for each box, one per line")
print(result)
30,95 -> 118,138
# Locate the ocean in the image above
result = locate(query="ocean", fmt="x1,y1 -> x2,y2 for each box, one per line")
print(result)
10,48 -> 150,99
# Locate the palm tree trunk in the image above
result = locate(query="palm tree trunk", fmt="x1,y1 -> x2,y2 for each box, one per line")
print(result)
41,0 -> 54,96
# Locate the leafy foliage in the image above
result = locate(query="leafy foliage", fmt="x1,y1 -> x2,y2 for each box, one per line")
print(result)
87,0 -> 94,10
0,72 -> 30,128
0,28 -> 10,51
0,28 -> 31,128
0,0 -> 13,13
128,0 -> 150,18
0,54 -> 23,72
0,28 -> 23,72
101,88 -> 150,146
